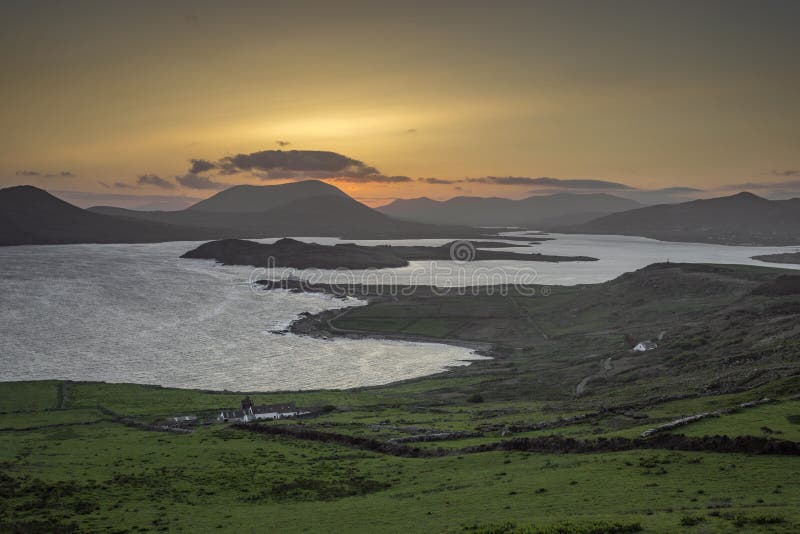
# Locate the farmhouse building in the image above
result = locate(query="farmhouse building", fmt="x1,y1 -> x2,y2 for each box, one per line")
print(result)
633,340 -> 658,352
217,397 -> 310,423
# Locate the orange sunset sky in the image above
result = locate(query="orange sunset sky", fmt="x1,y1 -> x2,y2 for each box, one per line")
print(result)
1,1 -> 798,209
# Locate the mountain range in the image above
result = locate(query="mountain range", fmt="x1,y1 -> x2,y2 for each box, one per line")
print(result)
376,193 -> 642,228
4,181 -> 799,247
0,181 -> 477,246
560,192 -> 800,245
0,185 -> 224,246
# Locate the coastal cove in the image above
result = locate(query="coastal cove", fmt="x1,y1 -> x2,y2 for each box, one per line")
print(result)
1,232 -> 799,392
0,240 -> 486,392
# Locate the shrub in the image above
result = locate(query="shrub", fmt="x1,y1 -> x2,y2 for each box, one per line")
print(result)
460,521 -> 643,533
732,513 -> 785,527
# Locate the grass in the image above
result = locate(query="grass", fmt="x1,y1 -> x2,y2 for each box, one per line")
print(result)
0,408 -> 105,429
0,380 -> 60,412
678,401 -> 800,441
2,381 -> 800,532
2,263 -> 799,531
2,405 -> 800,533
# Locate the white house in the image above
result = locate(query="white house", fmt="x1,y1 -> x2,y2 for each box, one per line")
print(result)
217,398 -> 310,423
633,341 -> 658,352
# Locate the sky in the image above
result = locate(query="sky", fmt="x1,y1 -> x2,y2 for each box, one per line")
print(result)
1,0 -> 798,209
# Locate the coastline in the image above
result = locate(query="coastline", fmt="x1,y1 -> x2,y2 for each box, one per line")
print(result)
264,279 -> 504,372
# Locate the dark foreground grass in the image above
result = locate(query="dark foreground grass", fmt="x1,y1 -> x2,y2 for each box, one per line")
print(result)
2,381 -> 800,533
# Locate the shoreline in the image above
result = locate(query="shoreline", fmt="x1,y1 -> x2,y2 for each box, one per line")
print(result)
268,280 -> 507,376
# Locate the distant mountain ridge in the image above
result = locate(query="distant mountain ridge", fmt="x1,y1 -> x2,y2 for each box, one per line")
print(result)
562,192 -> 800,245
377,193 -> 641,227
1,181 -> 480,246
89,182 -> 477,239
0,185 -> 223,246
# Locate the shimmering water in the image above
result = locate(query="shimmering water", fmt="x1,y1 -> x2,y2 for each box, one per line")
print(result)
0,241 -> 484,391
1,233 -> 796,391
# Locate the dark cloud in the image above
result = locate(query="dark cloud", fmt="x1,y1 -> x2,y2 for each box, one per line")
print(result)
137,174 -> 175,189
406,128 -> 417,134
418,177 -> 461,185
188,159 -> 216,174
98,181 -> 137,189
16,169 -> 76,178
195,149 -> 410,183
276,140 -> 291,147
330,175 -> 412,183
175,173 -> 227,190
219,150 -> 378,178
467,176 -> 634,189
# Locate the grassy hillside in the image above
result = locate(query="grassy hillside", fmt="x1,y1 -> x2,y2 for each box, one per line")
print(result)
2,263 -> 800,532
2,378 -> 800,533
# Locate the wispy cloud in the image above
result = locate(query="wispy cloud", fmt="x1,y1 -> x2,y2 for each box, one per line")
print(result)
467,176 -> 635,189
15,169 -> 74,178
418,177 -> 460,185
724,179 -> 800,191
331,175 -> 412,183
771,169 -> 800,177
409,175 -> 638,190
175,173 -> 226,190
137,174 -> 175,189
98,181 -> 138,190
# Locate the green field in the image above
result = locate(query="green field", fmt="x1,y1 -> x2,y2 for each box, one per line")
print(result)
2,263 -> 799,532
3,379 -> 800,533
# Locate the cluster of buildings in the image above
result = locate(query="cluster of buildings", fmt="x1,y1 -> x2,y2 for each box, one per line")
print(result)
216,396 -> 310,423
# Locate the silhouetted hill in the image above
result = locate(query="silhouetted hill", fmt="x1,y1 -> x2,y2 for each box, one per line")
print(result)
181,237 -> 597,269
563,192 -> 800,245
89,181 -> 480,239
377,193 -> 641,227
186,181 -> 347,212
0,186 -> 225,246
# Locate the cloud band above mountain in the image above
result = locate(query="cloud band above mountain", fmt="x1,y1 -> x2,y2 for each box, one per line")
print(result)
187,149 -> 410,183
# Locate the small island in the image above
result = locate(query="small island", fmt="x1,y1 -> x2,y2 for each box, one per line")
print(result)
181,237 -> 597,269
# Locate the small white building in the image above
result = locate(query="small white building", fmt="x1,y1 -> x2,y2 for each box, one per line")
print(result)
217,398 -> 310,423
633,341 -> 658,352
